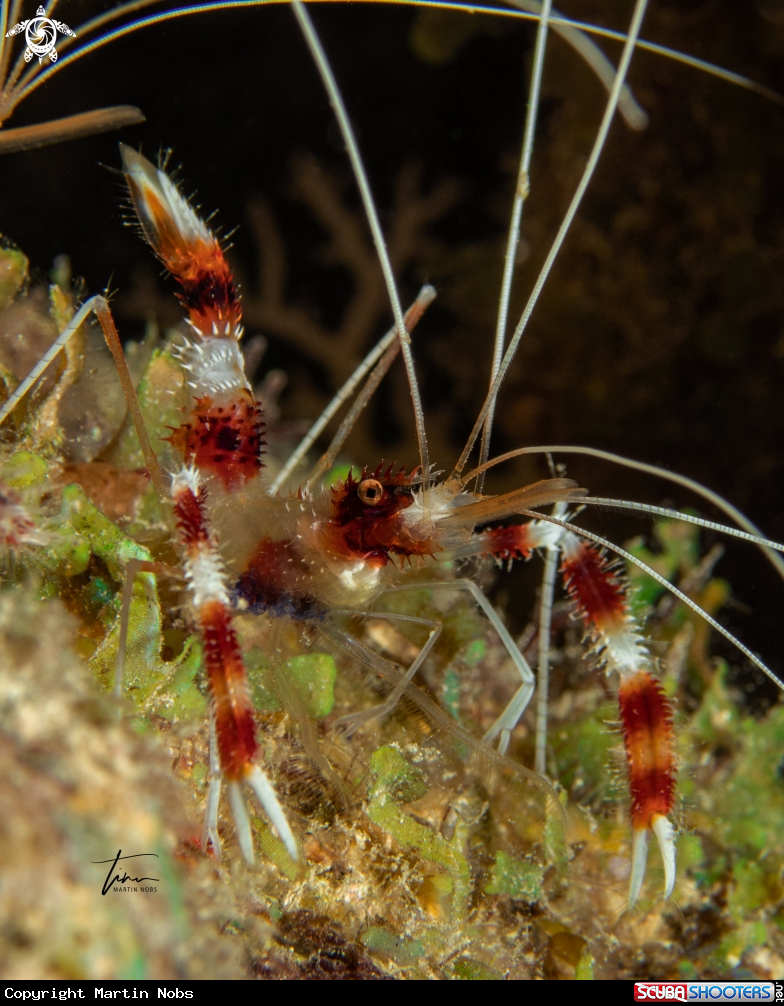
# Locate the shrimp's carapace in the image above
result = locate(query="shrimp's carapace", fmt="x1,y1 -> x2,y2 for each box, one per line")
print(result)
323,464 -> 430,565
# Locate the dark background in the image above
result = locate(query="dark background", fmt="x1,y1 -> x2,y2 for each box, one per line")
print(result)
1,0 -> 784,696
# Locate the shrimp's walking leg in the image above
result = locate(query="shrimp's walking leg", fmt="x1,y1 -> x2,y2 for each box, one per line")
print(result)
115,557 -> 229,864
534,542 -> 560,776
380,579 -> 537,755
330,609 -> 442,737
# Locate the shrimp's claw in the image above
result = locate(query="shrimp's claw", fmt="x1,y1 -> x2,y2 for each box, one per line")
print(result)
653,813 -> 676,900
227,780 -> 255,864
225,768 -> 299,865
119,144 -> 242,341
628,815 -> 676,909
246,765 -> 299,861
618,668 -> 677,909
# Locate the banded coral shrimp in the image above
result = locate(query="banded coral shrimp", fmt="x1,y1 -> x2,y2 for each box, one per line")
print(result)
2,0 -> 784,981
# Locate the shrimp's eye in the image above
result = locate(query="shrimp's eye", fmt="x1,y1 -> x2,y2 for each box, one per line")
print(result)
358,479 -> 384,505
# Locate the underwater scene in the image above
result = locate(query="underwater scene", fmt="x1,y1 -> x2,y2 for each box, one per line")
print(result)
0,0 -> 783,981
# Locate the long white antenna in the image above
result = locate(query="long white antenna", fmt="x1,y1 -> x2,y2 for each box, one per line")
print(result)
504,0 -> 648,129
477,0 -> 552,492
453,0 -> 650,478
459,444 -> 784,584
291,0 -> 430,495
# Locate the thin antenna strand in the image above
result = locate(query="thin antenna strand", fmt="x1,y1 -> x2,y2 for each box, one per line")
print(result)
291,0 -> 430,494
477,0 -> 552,492
0,106 -> 145,153
583,498 -> 784,554
459,444 -> 784,584
453,0 -> 651,478
305,341 -> 400,489
270,285 -> 435,496
8,0 -> 781,128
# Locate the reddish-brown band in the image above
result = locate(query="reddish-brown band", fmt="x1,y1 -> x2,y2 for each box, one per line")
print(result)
561,541 -> 627,629
168,391 -> 264,491
618,669 -> 676,829
482,523 -> 536,561
171,478 -> 210,547
200,599 -> 258,780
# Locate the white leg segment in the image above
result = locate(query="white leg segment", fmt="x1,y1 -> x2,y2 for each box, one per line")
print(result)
629,827 -> 649,909
653,814 -> 676,900
331,608 -> 442,736
382,579 -> 537,751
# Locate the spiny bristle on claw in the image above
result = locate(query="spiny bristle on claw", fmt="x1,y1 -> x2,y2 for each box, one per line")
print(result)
120,144 -> 242,340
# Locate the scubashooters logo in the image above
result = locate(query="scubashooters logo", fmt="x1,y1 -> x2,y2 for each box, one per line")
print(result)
4,5 -> 75,64
635,985 -> 779,1002
92,850 -> 160,895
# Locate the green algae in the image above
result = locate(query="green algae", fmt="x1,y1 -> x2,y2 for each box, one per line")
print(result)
367,746 -> 471,925
484,850 -> 543,902
360,927 -> 425,968
0,241 -> 27,310
451,958 -> 504,979
247,649 -> 339,719
2,450 -> 47,488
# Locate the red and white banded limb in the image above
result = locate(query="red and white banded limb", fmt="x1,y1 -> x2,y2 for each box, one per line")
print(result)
559,533 -> 676,906
466,515 -> 677,908
171,465 -> 297,863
